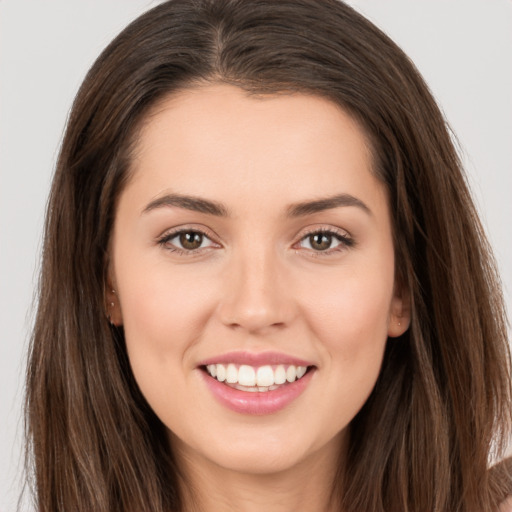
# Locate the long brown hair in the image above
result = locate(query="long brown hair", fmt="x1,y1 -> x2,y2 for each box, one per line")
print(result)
26,1 -> 511,510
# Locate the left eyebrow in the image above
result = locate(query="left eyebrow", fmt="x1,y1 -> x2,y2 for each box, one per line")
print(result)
286,193 -> 372,217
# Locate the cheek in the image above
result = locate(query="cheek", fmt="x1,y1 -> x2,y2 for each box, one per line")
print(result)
298,259 -> 394,408
116,263 -> 222,430
116,260 -> 219,380
120,260 -> 213,334
302,262 -> 394,347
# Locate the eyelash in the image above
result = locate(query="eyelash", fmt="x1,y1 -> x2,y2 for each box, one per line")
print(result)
156,227 -> 354,257
157,227 -> 219,256
295,227 -> 354,256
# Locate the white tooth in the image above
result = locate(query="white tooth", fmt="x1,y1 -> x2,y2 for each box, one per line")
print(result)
232,383 -> 259,392
256,365 -> 275,387
286,365 -> 297,382
207,364 -> 217,377
216,364 -> 226,382
296,366 -> 307,379
238,365 -> 256,386
226,363 -> 238,383
258,386 -> 270,392
274,365 -> 286,385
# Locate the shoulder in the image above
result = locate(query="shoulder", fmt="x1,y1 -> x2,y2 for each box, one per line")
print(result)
499,495 -> 512,512
492,457 -> 512,512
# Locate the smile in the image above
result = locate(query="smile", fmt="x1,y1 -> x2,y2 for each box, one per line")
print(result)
205,363 -> 309,392
198,352 -> 316,415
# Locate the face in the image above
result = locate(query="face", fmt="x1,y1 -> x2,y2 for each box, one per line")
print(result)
109,84 -> 409,477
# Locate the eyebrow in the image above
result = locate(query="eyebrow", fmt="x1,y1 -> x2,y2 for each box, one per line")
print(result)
142,193 -> 229,217
142,192 -> 371,218
286,193 -> 372,217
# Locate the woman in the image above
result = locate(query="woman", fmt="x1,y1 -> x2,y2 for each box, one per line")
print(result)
25,0 -> 512,510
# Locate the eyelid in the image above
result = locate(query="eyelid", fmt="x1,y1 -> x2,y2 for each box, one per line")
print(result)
156,224 -> 222,254
155,223 -> 353,257
156,223 -> 219,241
293,225 -> 354,255
298,225 -> 351,238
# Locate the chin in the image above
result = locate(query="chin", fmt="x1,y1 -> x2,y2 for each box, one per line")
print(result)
169,422 -> 343,478
205,443 -> 311,476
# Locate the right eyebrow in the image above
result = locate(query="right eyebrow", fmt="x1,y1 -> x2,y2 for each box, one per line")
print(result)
142,193 -> 229,217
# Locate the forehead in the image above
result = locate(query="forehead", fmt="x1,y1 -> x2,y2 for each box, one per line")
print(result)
125,83 -> 385,214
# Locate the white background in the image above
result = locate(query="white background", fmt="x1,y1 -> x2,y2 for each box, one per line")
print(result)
1,1 -> 511,510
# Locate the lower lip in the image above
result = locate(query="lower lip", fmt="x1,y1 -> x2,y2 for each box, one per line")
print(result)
200,369 -> 314,415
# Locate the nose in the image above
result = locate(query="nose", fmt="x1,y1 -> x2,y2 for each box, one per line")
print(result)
217,246 -> 296,334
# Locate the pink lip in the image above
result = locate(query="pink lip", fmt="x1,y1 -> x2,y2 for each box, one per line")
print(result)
197,351 -> 316,415
200,370 -> 314,415
198,350 -> 314,368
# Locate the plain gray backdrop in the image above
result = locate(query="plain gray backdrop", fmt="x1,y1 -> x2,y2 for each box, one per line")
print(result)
1,1 -> 511,510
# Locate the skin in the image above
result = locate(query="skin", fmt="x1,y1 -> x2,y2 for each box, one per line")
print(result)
108,83 -> 410,512
500,497 -> 512,512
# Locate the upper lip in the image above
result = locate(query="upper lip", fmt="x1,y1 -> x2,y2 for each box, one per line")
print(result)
197,351 -> 315,368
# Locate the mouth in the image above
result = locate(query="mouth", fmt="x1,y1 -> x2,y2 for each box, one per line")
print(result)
201,363 -> 313,392
198,353 -> 316,414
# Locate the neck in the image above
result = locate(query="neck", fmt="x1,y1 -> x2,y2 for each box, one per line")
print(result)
173,433 -> 346,512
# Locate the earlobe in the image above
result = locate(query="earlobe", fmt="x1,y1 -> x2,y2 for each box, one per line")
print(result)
388,314 -> 410,338
105,270 -> 123,326
105,287 -> 123,326
387,283 -> 411,338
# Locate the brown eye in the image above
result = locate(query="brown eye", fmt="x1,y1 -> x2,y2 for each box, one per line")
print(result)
158,228 -> 217,254
309,233 -> 333,251
297,230 -> 352,254
179,231 -> 204,250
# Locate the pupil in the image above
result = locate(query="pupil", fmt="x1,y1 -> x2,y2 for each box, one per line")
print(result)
310,233 -> 331,251
180,232 -> 203,250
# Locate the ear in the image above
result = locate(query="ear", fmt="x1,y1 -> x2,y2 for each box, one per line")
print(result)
105,267 -> 123,327
387,280 -> 411,338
